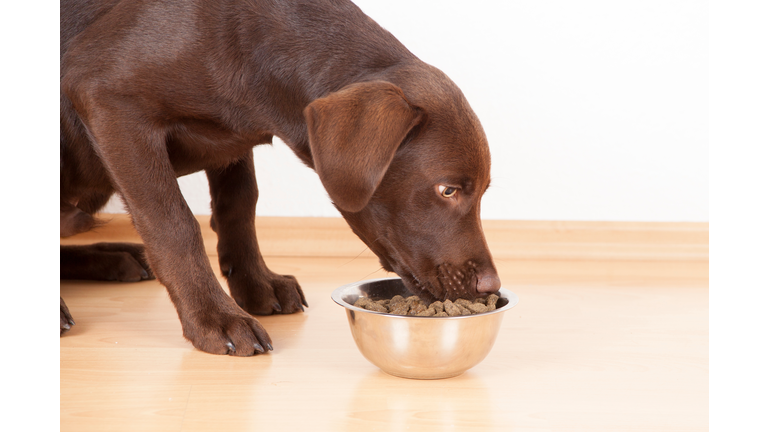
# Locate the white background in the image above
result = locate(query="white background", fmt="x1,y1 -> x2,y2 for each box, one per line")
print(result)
101,0 -> 708,222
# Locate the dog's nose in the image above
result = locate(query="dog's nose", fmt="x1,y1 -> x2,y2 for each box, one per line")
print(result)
476,270 -> 501,293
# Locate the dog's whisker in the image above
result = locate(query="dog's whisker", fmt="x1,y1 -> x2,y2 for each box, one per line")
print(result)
338,247 -> 372,268
354,266 -> 387,284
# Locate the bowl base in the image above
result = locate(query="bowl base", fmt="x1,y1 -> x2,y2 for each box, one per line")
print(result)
380,369 -> 467,380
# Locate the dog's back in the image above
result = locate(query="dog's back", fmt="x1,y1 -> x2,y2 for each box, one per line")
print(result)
61,0 -> 122,59
60,0 -> 417,211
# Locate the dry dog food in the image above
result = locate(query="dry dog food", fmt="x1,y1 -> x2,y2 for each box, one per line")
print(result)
353,294 -> 499,316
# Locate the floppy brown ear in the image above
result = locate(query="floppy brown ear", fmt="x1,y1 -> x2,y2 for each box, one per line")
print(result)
304,81 -> 423,213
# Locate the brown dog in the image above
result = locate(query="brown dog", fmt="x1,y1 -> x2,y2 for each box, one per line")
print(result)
60,0 -> 501,355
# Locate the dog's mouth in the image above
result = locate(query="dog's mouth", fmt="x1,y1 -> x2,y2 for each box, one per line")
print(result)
395,262 -> 481,302
342,212 -> 493,301
398,271 -> 429,297
372,239 -> 481,302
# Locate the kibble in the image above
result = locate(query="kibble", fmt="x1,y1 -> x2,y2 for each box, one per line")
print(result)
353,297 -> 388,313
467,302 -> 488,314
429,301 -> 444,314
354,294 -> 500,316
455,298 -> 473,308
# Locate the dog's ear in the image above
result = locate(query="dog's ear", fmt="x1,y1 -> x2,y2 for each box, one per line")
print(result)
304,81 -> 423,213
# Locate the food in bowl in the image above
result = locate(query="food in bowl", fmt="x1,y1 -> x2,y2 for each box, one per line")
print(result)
353,294 -> 500,316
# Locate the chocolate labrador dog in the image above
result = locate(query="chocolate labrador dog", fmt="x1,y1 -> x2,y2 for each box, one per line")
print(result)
60,0 -> 501,355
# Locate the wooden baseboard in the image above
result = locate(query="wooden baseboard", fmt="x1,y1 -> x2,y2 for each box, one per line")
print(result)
61,214 -> 708,263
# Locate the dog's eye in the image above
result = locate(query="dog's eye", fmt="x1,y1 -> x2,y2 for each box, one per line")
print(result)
438,185 -> 458,198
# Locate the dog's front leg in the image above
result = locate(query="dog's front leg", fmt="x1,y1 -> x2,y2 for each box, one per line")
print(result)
206,154 -> 308,315
85,121 -> 271,356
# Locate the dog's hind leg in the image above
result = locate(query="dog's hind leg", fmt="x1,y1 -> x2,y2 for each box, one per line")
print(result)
60,243 -> 154,281
206,153 -> 308,316
60,201 -> 95,238
60,297 -> 75,336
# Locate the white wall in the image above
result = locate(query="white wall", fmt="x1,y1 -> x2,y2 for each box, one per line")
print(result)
103,0 -> 708,222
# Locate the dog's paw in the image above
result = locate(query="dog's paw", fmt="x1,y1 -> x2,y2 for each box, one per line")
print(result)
227,270 -> 308,316
61,242 -> 156,282
105,252 -> 150,282
92,243 -> 155,281
60,297 -> 75,336
181,300 -> 273,356
269,273 -> 309,314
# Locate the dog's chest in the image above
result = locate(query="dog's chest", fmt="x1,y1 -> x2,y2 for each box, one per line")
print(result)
165,119 -> 273,175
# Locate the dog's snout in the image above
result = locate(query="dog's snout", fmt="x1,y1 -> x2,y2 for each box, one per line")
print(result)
476,270 -> 501,293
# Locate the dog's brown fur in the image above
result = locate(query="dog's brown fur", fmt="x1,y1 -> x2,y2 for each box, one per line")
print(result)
60,0 -> 501,355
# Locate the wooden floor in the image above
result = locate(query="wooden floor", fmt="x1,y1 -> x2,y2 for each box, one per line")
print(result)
60,215 -> 708,431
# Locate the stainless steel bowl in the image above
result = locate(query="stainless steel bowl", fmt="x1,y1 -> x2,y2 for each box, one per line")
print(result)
331,277 -> 518,379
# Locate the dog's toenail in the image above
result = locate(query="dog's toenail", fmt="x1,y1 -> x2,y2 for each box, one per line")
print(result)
272,302 -> 282,312
266,343 -> 273,351
253,343 -> 264,353
226,342 -> 236,353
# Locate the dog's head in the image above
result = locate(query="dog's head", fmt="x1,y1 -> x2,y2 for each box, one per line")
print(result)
304,76 -> 500,301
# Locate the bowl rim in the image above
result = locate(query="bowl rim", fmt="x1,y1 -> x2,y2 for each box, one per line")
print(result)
331,276 -> 519,319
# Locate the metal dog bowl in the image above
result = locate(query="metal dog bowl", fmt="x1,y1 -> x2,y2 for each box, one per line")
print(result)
331,277 -> 518,379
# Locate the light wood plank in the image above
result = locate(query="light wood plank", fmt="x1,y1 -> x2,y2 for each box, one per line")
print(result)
61,215 -> 708,431
61,214 -> 709,261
